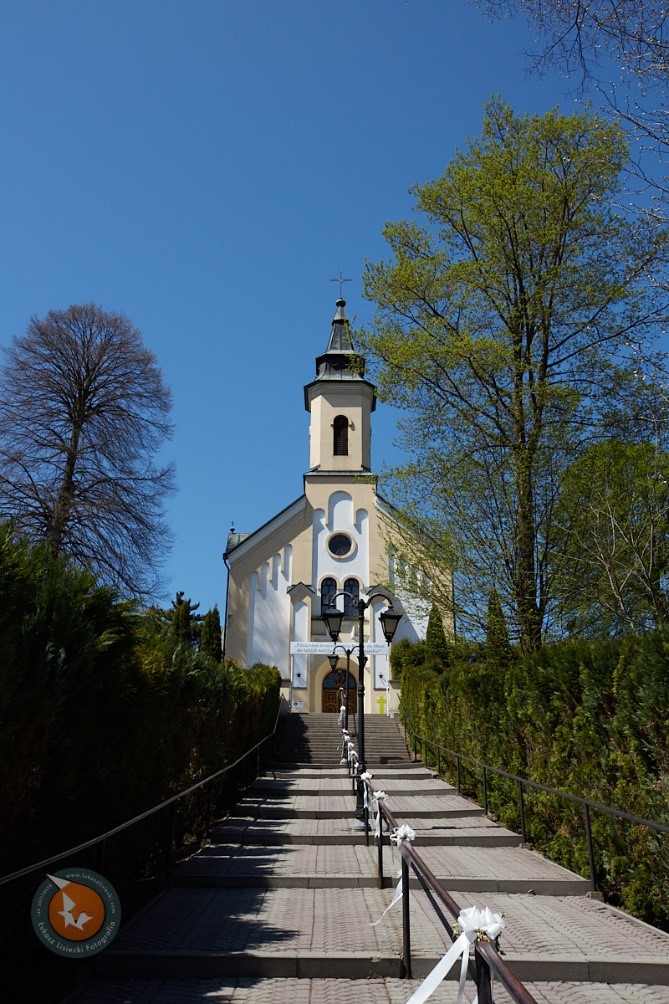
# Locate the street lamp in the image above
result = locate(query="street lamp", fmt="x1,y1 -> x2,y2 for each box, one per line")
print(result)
322,590 -> 402,826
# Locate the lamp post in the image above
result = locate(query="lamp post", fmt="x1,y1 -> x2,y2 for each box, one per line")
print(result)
327,643 -> 359,732
322,590 -> 402,826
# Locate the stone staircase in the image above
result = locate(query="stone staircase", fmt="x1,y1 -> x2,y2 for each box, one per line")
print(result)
65,713 -> 669,1003
272,711 -> 347,766
272,711 -> 412,769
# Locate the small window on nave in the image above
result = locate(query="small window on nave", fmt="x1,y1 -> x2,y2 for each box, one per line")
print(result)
320,576 -> 337,615
343,578 -> 360,616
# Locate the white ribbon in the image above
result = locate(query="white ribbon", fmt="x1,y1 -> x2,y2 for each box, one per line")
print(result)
371,868 -> 403,926
371,790 -> 388,838
360,771 -> 373,811
405,906 -> 505,1004
348,743 -> 358,770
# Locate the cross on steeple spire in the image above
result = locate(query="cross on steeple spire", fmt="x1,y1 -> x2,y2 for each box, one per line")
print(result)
329,271 -> 351,298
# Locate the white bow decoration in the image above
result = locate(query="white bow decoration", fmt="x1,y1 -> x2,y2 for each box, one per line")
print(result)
360,771 -> 373,809
405,905 -> 505,1004
390,824 -> 416,847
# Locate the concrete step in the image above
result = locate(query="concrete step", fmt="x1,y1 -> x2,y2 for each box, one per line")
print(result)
60,975 -> 669,1003
174,839 -> 578,892
264,767 -> 435,781
248,779 -> 460,797
235,802 -> 482,819
95,886 -> 669,984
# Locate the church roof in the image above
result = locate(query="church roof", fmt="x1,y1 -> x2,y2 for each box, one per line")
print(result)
223,494 -> 307,560
326,298 -> 355,353
313,298 -> 369,382
225,531 -> 250,552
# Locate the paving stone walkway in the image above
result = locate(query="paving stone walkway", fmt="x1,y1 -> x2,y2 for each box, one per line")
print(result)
64,713 -> 669,1003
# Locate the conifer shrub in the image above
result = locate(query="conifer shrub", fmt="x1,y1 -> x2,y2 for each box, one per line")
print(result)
0,524 -> 281,1001
398,630 -> 669,928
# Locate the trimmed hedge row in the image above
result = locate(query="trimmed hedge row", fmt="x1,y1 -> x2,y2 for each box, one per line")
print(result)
0,527 -> 280,878
398,632 -> 669,928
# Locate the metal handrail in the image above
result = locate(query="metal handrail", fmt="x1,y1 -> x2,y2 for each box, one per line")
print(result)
400,708 -> 669,892
0,702 -> 282,887
366,782 -> 537,1003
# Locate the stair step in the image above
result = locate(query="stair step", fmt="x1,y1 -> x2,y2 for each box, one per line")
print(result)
95,887 -> 669,984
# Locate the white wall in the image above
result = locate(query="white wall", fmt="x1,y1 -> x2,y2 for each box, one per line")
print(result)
246,544 -> 293,675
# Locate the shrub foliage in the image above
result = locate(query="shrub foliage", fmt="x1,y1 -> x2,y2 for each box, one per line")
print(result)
400,632 -> 669,928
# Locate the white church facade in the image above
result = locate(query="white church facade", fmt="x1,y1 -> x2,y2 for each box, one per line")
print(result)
223,298 -> 441,715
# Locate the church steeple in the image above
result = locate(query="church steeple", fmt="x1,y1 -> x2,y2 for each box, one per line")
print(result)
304,298 -> 376,473
313,298 -> 364,380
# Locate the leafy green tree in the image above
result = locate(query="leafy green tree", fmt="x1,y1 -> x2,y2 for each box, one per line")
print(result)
201,604 -> 223,662
362,99 -> 667,652
551,440 -> 669,635
390,637 -> 426,682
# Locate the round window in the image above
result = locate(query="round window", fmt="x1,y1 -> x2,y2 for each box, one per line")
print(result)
328,533 -> 353,557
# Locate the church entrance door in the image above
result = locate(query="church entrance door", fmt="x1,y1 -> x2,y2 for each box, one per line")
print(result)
322,669 -> 357,714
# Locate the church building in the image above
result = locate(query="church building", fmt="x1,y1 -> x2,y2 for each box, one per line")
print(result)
223,297 -> 434,715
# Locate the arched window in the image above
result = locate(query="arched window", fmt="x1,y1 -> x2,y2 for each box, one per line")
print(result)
343,578 -> 360,617
333,415 -> 349,456
320,576 -> 337,615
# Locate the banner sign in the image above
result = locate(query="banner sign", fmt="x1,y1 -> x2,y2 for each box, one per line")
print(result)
290,641 -> 388,655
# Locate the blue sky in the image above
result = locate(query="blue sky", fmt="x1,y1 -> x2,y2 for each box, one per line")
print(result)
0,1 -> 582,614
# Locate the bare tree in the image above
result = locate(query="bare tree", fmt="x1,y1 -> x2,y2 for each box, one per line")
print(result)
0,303 -> 175,595
477,2 -> 669,190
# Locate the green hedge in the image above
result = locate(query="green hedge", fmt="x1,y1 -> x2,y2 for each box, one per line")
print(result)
399,632 -> 669,928
0,527 -> 281,1001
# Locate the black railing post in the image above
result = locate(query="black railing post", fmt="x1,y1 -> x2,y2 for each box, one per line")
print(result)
437,744 -> 441,776
456,754 -> 462,794
401,855 -> 412,978
475,946 -> 493,1004
583,803 -> 597,892
517,779 -> 527,844
377,813 -> 384,887
482,765 -> 489,815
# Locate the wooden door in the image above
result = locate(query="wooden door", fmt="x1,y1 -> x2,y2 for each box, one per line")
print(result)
322,670 -> 357,714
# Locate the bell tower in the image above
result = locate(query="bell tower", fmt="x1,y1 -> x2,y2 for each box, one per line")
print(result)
304,298 -> 376,473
